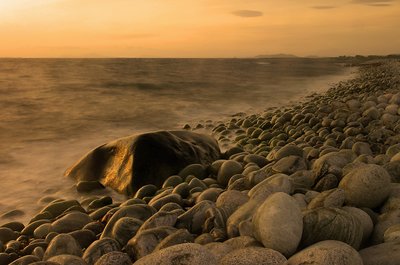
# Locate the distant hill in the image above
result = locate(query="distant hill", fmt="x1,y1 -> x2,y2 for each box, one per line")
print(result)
255,53 -> 298,59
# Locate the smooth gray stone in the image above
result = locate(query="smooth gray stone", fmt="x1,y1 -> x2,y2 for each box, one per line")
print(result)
65,131 -> 220,195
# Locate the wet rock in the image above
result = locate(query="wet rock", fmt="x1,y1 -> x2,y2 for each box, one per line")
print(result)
219,247 -> 286,265
287,240 -> 363,265
83,222 -> 105,236
301,207 -> 363,249
93,251 -> 131,265
339,164 -> 391,208
82,238 -> 120,265
43,234 -> 82,260
133,243 -> 217,265
359,241 -> 400,265
162,175 -> 184,189
274,144 -> 304,160
65,131 -> 220,195
252,192 -> 303,257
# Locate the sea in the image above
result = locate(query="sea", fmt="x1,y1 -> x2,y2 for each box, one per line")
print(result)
0,58 -> 355,223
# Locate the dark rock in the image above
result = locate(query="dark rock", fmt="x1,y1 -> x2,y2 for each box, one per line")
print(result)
69,229 -> 97,249
65,131 -> 220,195
0,227 -> 17,244
110,217 -> 142,247
52,212 -> 92,233
76,181 -> 105,193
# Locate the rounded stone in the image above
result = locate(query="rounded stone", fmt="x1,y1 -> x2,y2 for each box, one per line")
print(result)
0,227 -> 17,244
51,212 -> 92,233
133,243 -> 217,265
110,217 -> 143,247
384,224 -> 400,242
43,234 -> 82,260
359,241 -> 400,265
307,188 -> 345,210
287,240 -> 363,265
82,238 -> 120,265
339,164 -> 391,208
274,144 -> 304,160
1,222 -> 25,232
272,156 -> 307,175
301,207 -> 363,249
94,251 -> 131,265
342,207 -> 373,243
179,164 -> 207,180
215,190 -> 249,217
9,255 -> 40,265
155,229 -> 194,251
48,254 -> 87,265
69,229 -> 97,249
219,247 -> 287,265
217,160 -> 243,186
252,192 -> 303,257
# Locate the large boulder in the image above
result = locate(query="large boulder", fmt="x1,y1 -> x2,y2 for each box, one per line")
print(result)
65,131 -> 220,195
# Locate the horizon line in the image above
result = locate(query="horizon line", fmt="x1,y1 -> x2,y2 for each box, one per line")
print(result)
0,54 -> 399,60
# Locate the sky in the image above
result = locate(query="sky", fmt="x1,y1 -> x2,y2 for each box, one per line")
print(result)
0,0 -> 399,57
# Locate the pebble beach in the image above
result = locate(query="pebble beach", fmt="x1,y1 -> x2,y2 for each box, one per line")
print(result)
1,59 -> 400,264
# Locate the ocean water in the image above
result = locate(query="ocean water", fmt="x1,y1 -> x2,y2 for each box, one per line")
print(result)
0,58 -> 354,223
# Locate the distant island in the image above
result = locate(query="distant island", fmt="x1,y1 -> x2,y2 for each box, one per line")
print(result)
255,53 -> 298,58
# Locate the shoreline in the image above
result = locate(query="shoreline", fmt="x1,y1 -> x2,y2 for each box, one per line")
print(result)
1,59 -> 400,264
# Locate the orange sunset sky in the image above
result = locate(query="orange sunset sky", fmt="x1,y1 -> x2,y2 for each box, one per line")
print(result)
0,0 -> 399,58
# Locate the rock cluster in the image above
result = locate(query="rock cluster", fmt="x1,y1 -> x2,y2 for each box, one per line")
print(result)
1,60 -> 400,264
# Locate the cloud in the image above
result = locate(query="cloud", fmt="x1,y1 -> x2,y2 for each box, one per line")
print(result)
351,0 -> 394,6
232,10 -> 263,17
311,5 -> 337,9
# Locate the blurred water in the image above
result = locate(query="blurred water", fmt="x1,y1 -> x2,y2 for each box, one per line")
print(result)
0,58 -> 354,223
